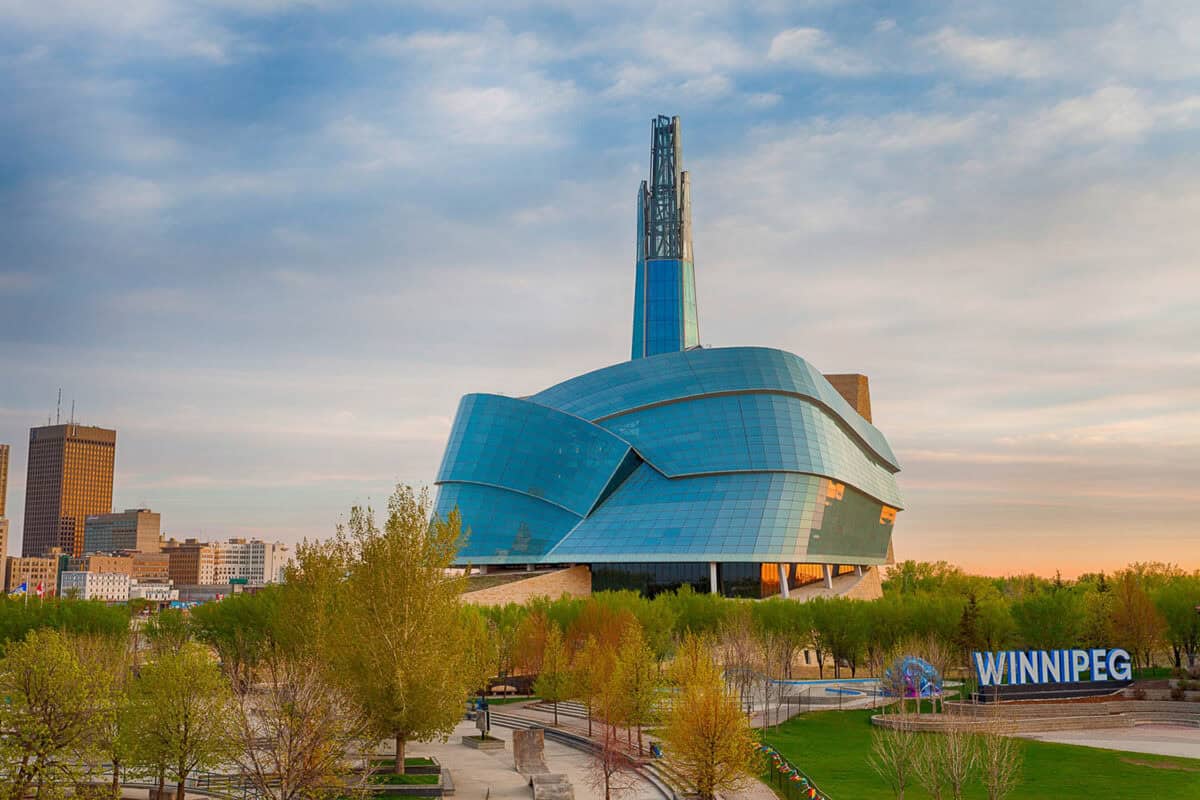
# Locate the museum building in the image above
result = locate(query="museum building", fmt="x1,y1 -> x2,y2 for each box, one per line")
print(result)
433,116 -> 903,599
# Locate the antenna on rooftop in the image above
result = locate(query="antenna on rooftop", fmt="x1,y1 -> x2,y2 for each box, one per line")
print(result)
70,400 -> 75,425
56,388 -> 61,425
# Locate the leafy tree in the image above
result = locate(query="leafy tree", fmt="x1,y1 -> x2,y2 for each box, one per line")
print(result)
572,634 -> 612,736
0,629 -> 114,800
1110,571 -> 1167,668
322,486 -> 476,774
127,643 -> 237,800
809,597 -> 868,678
533,624 -> 572,725
611,624 -> 660,755
1153,576 -> 1200,669
1010,590 -> 1085,650
663,584 -> 728,636
190,589 -> 280,689
480,603 -> 526,687
661,633 -> 760,800
74,632 -> 136,797
143,608 -> 192,656
0,597 -> 129,653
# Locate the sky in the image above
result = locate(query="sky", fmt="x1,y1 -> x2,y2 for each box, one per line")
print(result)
1,1 -> 1198,577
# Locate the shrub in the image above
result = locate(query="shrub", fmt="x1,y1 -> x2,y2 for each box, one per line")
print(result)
1170,686 -> 1186,701
1132,688 -> 1147,700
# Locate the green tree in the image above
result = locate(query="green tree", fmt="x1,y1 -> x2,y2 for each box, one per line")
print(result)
75,632 -> 136,797
127,643 -> 237,800
323,486 -> 476,774
572,635 -> 611,736
533,624 -> 572,725
190,589 -> 280,689
143,608 -> 192,656
1153,576 -> 1200,669
1011,590 -> 1085,650
1110,571 -> 1166,669
611,624 -> 660,755
0,629 -> 114,800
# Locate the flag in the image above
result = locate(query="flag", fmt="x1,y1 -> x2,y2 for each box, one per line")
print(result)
35,582 -> 44,598
13,582 -> 26,595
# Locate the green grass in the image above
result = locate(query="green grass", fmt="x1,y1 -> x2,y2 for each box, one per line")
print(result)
369,773 -> 439,785
369,757 -> 436,767
763,708 -> 1200,800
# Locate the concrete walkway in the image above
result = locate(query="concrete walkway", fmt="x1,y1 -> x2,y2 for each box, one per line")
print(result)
1018,724 -> 1200,760
406,719 -> 665,800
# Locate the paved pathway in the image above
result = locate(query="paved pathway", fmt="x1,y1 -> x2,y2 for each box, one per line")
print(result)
1018,724 -> 1200,760
406,719 -> 665,800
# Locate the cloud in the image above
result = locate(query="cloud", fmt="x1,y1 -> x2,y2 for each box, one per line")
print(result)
767,27 -> 873,75
926,27 -> 1055,79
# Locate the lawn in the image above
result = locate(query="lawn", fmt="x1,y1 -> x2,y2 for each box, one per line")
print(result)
763,708 -> 1200,800
369,757 -> 437,767
369,773 -> 440,785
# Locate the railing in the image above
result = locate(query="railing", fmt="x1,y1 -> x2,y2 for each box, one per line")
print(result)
759,743 -> 832,800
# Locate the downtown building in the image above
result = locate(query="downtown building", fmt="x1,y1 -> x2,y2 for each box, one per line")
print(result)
0,443 -> 9,561
22,423 -> 116,557
433,116 -> 903,599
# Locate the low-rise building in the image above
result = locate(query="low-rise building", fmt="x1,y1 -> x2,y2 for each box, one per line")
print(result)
212,538 -> 290,586
129,580 -> 178,603
66,554 -> 133,575
5,556 -> 59,594
59,570 -> 130,602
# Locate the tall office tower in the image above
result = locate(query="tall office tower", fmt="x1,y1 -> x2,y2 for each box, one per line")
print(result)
631,115 -> 699,359
1,442 -> 9,517
0,443 -> 8,558
22,424 -> 116,558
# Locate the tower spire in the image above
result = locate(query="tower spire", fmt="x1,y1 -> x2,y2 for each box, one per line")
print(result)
631,115 -> 699,359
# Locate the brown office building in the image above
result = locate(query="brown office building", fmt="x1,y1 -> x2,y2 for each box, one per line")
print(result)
66,554 -> 133,576
22,424 -> 116,558
162,538 -> 216,585
130,551 -> 171,581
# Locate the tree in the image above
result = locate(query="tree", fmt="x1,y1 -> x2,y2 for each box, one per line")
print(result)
74,632 -> 136,797
190,589 -> 279,690
1110,571 -> 1167,669
589,690 -> 637,800
1153,576 -> 1200,669
979,718 -> 1023,800
0,629 -> 114,800
911,732 -> 946,800
143,608 -> 192,656
572,635 -> 612,736
232,651 -> 367,800
611,624 -> 660,754
1011,589 -> 1085,650
323,486 -> 476,774
533,624 -> 572,725
127,642 -> 237,800
661,634 -> 760,800
868,709 -> 919,800
937,724 -> 978,800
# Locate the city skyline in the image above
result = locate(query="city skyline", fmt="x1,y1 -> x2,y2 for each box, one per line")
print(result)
2,3 -> 1199,576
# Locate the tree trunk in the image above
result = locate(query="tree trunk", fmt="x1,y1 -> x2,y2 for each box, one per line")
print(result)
158,771 -> 166,800
587,703 -> 593,736
395,734 -> 406,774
176,778 -> 186,800
553,700 -> 558,725
112,759 -> 120,796
637,724 -> 643,755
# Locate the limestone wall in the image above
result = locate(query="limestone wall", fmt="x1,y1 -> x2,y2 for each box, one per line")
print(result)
464,566 -> 592,606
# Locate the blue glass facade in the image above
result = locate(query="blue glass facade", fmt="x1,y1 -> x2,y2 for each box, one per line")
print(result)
431,114 -> 903,591
433,346 -> 902,568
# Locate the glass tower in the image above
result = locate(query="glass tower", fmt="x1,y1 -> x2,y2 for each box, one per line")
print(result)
632,115 -> 699,359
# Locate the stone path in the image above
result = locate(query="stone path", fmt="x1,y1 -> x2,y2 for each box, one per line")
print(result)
1018,723 -> 1200,760
407,719 -> 665,800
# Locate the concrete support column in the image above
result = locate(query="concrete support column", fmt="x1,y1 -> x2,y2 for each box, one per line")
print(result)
822,564 -> 833,590
709,561 -> 719,595
525,563 -> 534,572
778,564 -> 790,598
855,564 -> 864,577
478,565 -> 489,575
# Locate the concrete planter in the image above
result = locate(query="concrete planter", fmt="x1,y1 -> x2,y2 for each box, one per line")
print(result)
462,734 -> 506,751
